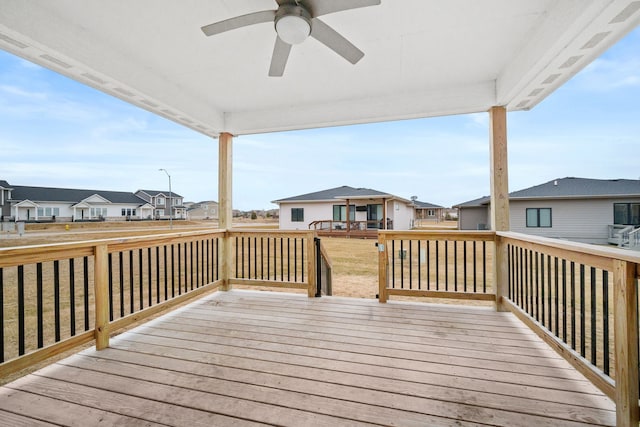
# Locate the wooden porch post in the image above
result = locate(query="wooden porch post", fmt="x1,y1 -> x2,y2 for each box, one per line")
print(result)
613,260 -> 639,426
489,106 -> 510,311
94,244 -> 109,350
346,199 -> 351,237
382,198 -> 387,230
219,132 -> 233,291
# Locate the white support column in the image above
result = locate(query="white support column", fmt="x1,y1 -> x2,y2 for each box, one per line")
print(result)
219,132 -> 233,291
489,106 -> 510,311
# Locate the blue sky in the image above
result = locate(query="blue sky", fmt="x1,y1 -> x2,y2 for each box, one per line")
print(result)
0,28 -> 638,211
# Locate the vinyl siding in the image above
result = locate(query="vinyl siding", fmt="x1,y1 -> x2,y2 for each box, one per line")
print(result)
458,206 -> 490,230
510,198 -> 640,244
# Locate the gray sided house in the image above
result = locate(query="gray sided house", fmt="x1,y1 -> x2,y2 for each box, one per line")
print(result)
455,177 -> 640,246
186,200 -> 219,220
6,184 -> 154,222
0,180 -> 12,218
135,190 -> 186,220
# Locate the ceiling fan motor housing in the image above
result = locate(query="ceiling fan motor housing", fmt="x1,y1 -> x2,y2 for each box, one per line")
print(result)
275,4 -> 312,44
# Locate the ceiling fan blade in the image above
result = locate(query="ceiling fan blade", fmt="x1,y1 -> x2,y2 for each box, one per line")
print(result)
201,10 -> 275,36
310,18 -> 364,64
303,0 -> 380,17
269,37 -> 292,77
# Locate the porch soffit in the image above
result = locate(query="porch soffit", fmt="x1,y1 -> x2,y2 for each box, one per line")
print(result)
0,1 -> 638,136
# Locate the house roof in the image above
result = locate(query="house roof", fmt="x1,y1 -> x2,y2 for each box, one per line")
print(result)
413,200 -> 444,209
1,2 -> 638,136
454,177 -> 640,207
10,185 -> 147,205
453,195 -> 491,208
136,190 -> 184,198
0,180 -> 12,188
273,185 -> 399,203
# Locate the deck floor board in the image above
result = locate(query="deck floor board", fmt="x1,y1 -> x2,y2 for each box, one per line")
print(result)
0,290 -> 616,426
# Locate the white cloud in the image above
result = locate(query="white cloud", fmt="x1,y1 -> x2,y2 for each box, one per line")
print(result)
0,84 -> 47,99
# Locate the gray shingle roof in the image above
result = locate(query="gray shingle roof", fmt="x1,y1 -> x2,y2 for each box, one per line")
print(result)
454,177 -> 640,207
0,180 -> 11,188
273,186 -> 393,203
137,189 -> 184,198
10,185 -> 147,204
511,177 -> 640,198
454,195 -> 491,208
413,200 -> 444,209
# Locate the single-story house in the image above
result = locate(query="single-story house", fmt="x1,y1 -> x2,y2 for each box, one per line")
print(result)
134,190 -> 186,220
413,200 -> 446,224
186,200 -> 219,220
5,184 -> 155,222
273,185 -> 422,232
454,177 -> 640,246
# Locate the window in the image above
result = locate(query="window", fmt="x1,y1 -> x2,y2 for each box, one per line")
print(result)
332,205 -> 355,221
157,197 -> 165,206
91,207 -> 107,217
37,207 -> 60,217
291,208 -> 304,222
427,209 -> 435,217
614,203 -> 640,225
121,208 -> 137,217
526,208 -> 552,228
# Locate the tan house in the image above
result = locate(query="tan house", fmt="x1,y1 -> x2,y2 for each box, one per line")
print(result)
186,200 -> 219,220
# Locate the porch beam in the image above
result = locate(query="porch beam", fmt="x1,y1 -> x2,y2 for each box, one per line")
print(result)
489,106 -> 510,311
219,132 -> 233,290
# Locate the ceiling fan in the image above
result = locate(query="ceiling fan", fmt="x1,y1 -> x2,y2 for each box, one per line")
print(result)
201,0 -> 381,77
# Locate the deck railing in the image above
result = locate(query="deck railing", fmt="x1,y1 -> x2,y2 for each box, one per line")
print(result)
379,229 -> 639,425
229,230 -> 317,297
0,228 -> 322,378
497,231 -> 639,425
316,237 -> 333,296
378,231 -> 495,303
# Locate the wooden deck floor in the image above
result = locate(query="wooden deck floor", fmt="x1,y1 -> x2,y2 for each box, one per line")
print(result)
0,290 -> 615,426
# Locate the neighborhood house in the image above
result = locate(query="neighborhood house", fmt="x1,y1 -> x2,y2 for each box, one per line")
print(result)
455,177 -> 640,248
273,185 -> 440,234
0,180 -> 185,222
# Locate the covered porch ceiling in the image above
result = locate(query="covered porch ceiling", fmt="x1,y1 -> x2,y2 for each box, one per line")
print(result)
0,1 -> 639,137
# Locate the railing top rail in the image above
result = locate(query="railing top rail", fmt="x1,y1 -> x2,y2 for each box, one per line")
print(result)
229,229 -> 316,238
379,230 -> 496,241
0,229 -> 226,267
498,231 -> 640,266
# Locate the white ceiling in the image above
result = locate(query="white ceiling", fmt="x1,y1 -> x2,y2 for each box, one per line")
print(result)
0,0 -> 639,137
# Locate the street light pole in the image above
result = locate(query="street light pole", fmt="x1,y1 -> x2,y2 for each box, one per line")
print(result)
158,168 -> 173,230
